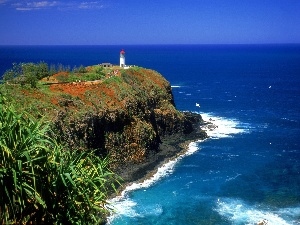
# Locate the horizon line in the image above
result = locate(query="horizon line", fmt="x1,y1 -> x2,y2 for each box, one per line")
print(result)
1,43 -> 300,47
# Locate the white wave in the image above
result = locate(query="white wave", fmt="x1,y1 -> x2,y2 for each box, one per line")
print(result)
111,143 -> 199,197
171,85 -> 181,88
107,112 -> 251,223
106,199 -> 163,223
215,198 -> 299,225
107,141 -> 202,223
200,112 -> 250,139
107,199 -> 138,221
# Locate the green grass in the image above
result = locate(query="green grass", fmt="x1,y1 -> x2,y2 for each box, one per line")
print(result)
55,65 -> 106,83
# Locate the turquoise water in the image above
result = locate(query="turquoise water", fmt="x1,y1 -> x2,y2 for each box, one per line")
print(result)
107,45 -> 300,225
1,45 -> 300,224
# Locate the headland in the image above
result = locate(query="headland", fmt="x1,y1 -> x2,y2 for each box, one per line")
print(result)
2,64 -> 207,181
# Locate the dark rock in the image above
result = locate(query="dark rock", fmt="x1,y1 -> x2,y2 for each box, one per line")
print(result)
51,68 -> 208,182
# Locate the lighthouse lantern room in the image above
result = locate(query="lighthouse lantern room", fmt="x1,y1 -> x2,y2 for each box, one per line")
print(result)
120,49 -> 125,67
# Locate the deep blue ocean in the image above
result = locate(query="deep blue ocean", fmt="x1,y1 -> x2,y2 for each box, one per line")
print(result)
1,45 -> 300,224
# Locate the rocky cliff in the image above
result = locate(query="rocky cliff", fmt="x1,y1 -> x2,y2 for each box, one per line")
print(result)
1,66 -> 207,178
53,67 -> 207,170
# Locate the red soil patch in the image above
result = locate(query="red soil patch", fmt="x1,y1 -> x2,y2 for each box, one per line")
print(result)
42,72 -> 69,83
51,97 -> 59,105
50,82 -> 98,98
42,68 -> 165,109
45,69 -> 123,108
21,89 -> 47,102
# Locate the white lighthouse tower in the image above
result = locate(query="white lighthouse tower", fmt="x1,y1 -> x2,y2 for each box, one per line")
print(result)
120,49 -> 125,67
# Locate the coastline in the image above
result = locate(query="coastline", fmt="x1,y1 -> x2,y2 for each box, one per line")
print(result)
106,140 -> 207,223
111,111 -> 231,192
107,114 -> 210,215
106,112 -> 250,223
114,132 -> 208,186
112,113 -> 208,188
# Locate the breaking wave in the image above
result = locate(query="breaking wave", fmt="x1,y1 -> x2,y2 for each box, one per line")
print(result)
215,198 -> 300,225
107,112 -> 249,223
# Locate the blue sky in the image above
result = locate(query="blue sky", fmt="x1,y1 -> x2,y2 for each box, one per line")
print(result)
1,0 -> 300,45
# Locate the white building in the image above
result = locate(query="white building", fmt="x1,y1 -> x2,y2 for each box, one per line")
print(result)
120,49 -> 125,67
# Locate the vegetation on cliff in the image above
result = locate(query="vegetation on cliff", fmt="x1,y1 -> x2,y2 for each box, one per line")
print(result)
2,62 -> 105,87
1,63 -> 199,167
0,62 -> 207,223
0,95 -> 120,224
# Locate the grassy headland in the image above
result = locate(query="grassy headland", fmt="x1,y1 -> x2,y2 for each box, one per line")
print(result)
0,62 -> 207,224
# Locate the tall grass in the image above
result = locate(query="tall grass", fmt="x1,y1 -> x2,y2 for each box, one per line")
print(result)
0,94 -> 121,224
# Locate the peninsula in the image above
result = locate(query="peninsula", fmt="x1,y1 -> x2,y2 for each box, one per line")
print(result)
0,61 -> 207,223
2,62 -> 207,177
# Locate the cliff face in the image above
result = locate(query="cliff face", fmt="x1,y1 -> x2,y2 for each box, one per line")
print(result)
50,67 -> 206,169
1,66 -> 206,171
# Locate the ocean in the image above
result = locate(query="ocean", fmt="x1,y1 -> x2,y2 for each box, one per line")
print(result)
1,44 -> 300,224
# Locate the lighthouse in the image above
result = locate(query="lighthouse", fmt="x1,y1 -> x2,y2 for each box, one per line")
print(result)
120,49 -> 125,67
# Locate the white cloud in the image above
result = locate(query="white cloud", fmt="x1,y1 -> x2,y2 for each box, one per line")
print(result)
15,7 -> 33,11
78,1 -> 104,10
13,1 -> 58,10
28,1 -> 58,8
10,1 -> 106,11
0,0 -> 9,5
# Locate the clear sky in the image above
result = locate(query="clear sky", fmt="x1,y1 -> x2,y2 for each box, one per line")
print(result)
1,0 -> 300,45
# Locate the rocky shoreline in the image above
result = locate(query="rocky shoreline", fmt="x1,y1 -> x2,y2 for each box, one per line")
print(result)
112,112 -> 208,194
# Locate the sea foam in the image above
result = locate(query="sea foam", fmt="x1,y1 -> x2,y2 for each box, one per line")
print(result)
107,112 -> 249,223
200,112 -> 251,139
215,198 -> 300,225
107,141 -> 201,223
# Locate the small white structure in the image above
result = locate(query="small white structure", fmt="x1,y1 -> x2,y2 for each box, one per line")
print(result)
120,49 -> 125,67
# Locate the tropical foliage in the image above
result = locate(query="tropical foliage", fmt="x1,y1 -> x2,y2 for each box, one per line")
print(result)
2,62 -> 106,87
0,94 -> 120,224
3,62 -> 49,88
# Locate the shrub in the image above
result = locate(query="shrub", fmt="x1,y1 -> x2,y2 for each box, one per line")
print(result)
78,65 -> 87,73
2,63 -> 23,83
22,62 -> 49,80
0,94 -> 121,224
2,62 -> 49,87
95,66 -> 103,75
73,65 -> 87,74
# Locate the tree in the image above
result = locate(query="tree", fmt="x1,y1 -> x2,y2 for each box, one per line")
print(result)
26,72 -> 38,88
2,62 -> 50,88
49,64 -> 57,76
35,62 -> 49,79
2,63 -> 22,82
78,65 -> 87,73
